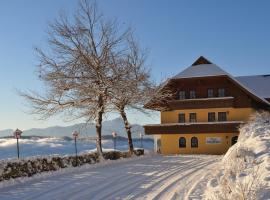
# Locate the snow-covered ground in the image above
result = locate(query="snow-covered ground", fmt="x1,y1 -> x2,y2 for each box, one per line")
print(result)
0,137 -> 153,160
1,112 -> 269,199
0,154 -> 220,200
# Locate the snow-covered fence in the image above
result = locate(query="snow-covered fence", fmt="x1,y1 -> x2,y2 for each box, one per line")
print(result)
0,149 -> 144,181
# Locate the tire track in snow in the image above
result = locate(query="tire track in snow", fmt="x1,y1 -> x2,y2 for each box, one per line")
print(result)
133,159 -> 215,200
0,155 -> 220,200
65,157 -> 196,200
22,157 -> 151,200
92,161 -> 198,200
0,157 -> 145,200
91,157 -> 212,200
153,160 -> 218,200
183,159 -> 220,200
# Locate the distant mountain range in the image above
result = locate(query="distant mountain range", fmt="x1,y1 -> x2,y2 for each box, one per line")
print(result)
0,118 -> 146,138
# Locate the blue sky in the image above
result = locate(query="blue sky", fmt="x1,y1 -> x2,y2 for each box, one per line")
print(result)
0,0 -> 270,130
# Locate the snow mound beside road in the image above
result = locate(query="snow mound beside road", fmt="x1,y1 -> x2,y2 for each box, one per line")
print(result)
205,112 -> 270,200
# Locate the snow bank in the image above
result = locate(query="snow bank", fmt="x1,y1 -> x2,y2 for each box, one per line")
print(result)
205,112 -> 270,200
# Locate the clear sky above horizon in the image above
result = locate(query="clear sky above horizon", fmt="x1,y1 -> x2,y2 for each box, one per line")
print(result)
1,0 -> 270,131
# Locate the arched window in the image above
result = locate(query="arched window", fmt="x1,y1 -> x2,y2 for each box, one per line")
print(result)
179,137 -> 186,148
191,137 -> 198,148
231,136 -> 238,146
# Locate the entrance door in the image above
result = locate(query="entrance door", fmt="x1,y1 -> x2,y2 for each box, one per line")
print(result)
231,136 -> 238,146
157,139 -> 161,153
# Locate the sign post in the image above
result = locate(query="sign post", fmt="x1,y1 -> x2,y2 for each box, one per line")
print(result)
72,131 -> 79,166
112,132 -> 117,150
13,129 -> 22,159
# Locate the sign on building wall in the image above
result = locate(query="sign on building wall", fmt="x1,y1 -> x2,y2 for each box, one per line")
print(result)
206,137 -> 222,144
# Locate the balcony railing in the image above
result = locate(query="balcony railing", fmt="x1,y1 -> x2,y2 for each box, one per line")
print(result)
144,121 -> 243,135
168,96 -> 234,110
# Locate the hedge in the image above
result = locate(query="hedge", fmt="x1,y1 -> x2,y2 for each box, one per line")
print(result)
0,149 -> 144,181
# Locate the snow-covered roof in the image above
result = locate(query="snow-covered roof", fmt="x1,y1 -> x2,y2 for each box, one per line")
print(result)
171,56 -> 270,106
144,56 -> 270,111
172,56 -> 230,79
235,75 -> 270,98
173,63 -> 229,79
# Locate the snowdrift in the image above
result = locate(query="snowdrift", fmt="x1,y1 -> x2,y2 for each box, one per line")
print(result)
205,112 -> 270,200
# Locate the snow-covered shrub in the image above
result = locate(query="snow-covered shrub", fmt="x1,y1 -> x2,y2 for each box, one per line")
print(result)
0,149 -> 144,181
205,112 -> 270,200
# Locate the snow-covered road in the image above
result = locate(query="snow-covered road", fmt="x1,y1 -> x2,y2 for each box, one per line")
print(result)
0,155 -> 220,200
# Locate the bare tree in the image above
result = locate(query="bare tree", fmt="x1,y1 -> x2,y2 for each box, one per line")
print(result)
143,78 -> 178,112
110,38 -> 154,153
109,35 -> 176,154
20,0 -> 132,158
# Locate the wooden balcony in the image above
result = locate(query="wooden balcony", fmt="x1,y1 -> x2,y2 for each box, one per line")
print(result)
168,97 -> 234,110
144,121 -> 243,135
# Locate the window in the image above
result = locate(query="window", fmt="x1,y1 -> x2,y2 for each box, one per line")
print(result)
179,137 -> 186,148
207,89 -> 214,98
178,113 -> 185,123
208,112 -> 216,122
179,91 -> 186,100
218,88 -> 225,97
218,112 -> 227,121
191,137 -> 198,148
190,90 -> 196,99
189,113 -> 197,123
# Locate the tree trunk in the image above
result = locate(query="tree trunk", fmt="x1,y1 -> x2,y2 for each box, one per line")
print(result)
120,108 -> 134,154
95,95 -> 104,158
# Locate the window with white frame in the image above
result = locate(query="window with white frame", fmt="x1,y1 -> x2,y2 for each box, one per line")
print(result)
218,88 -> 225,97
189,113 -> 197,123
207,88 -> 214,98
178,91 -> 186,100
190,90 -> 196,99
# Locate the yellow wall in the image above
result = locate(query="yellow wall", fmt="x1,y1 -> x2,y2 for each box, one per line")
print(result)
160,133 -> 239,155
161,108 -> 254,123
158,108 -> 254,155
